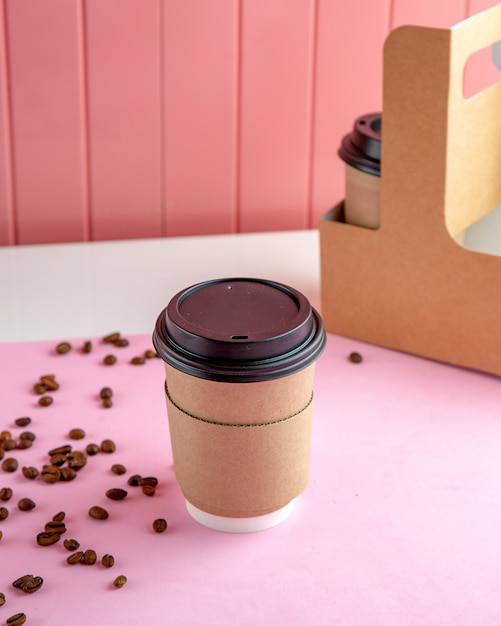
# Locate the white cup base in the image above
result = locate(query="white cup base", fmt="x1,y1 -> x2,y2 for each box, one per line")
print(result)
185,499 -> 295,533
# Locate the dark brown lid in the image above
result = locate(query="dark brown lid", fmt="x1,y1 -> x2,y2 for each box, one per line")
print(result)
338,112 -> 381,176
153,277 -> 326,382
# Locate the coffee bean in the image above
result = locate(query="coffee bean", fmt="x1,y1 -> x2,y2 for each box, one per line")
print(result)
130,356 -> 146,365
144,349 -> 158,359
20,576 -> 43,594
82,340 -> 92,353
348,351 -> 363,363
33,382 -> 48,394
56,341 -> 72,354
48,444 -> 72,456
69,428 -> 85,440
105,488 -> 127,501
139,476 -> 158,487
66,551 -> 84,565
38,395 -> 53,407
6,613 -> 27,626
152,518 -> 167,533
19,432 -> 35,441
0,449 -> 4,461
2,458 -> 18,472
66,451 -> 87,471
44,521 -> 66,534
0,507 -> 9,521
17,439 -> 32,450
18,498 -> 36,512
0,487 -> 13,501
88,506 -> 109,520
22,466 -> 38,480
41,465 -> 61,483
101,554 -> 115,568
103,354 -> 117,366
1,439 -> 16,451
111,464 -> 126,475
127,474 -> 142,487
0,431 -> 11,441
141,485 -> 156,497
63,538 -> 80,551
40,375 -> 59,391
113,338 -> 129,347
100,439 -> 116,453
102,397 -> 113,409
15,417 -> 31,427
85,443 -> 100,456
83,549 -> 97,565
37,531 -> 61,546
100,387 -> 113,399
113,575 -> 127,589
12,575 -> 33,589
60,467 -> 77,481
0,529 -> 3,540
0,591 -> 5,605
103,332 -> 121,343
49,454 -> 66,467
52,511 -> 66,522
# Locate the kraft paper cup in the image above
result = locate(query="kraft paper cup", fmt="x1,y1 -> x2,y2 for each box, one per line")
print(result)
153,277 -> 326,533
339,112 -> 381,229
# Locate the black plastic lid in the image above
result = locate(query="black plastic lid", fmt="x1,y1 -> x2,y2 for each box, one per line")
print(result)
338,112 -> 381,176
152,277 -> 326,382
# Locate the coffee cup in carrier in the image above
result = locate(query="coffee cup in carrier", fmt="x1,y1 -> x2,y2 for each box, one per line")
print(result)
153,277 -> 326,533
338,112 -> 382,229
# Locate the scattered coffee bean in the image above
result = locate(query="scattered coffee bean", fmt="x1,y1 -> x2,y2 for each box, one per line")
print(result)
67,451 -> 87,471
0,591 -> 5,605
48,444 -> 72,456
101,439 -> 116,453
83,549 -> 97,565
85,443 -> 100,456
49,454 -> 66,467
66,551 -> 84,565
88,506 -> 109,520
44,521 -> 66,534
38,395 -> 53,407
15,416 -> 31,427
1,439 -> 16,451
0,507 -> 9,521
82,340 -> 92,353
141,485 -> 156,497
0,530 -> 3,540
41,465 -> 61,483
113,575 -> 127,589
103,354 -> 117,366
40,375 -> 59,391
100,387 -> 113,399
103,332 -> 121,343
19,432 -> 35,442
0,431 -> 11,441
111,464 -> 126,475
22,466 -> 38,480
52,511 -> 66,522
63,538 -> 80,551
130,356 -> 146,365
17,439 -> 32,450
144,349 -> 158,359
0,487 -> 13,501
12,575 -> 33,590
20,576 -> 43,594
127,474 -> 142,487
33,382 -> 48,394
56,341 -> 72,354
102,398 -> 113,408
101,554 -> 115,568
0,449 -> 4,461
153,518 -> 167,533
139,476 -> 158,487
7,612 -> 27,626
105,488 -> 127,501
37,531 -> 61,546
2,458 -> 18,472
113,338 -> 129,347
348,351 -> 363,363
18,498 -> 36,512
69,428 -> 85,440
60,467 -> 77,481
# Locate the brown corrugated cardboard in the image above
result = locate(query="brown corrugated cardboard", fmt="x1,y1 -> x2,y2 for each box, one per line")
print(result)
319,4 -> 501,377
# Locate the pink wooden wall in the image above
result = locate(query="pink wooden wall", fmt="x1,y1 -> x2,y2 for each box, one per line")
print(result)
0,0 -> 499,245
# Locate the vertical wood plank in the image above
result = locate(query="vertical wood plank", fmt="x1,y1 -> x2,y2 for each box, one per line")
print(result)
162,0 -> 237,236
0,0 -> 14,245
85,0 -> 162,241
5,0 -> 87,245
391,0 -> 466,28
310,0 -> 389,228
239,0 -> 314,232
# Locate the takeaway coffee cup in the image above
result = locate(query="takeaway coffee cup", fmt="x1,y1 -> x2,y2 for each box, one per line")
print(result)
338,112 -> 382,229
153,277 -> 326,533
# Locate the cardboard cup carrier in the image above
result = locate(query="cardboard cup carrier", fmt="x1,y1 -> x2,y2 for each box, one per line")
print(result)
153,278 -> 326,532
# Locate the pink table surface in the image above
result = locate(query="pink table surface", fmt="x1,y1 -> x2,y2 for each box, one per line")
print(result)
0,332 -> 500,625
